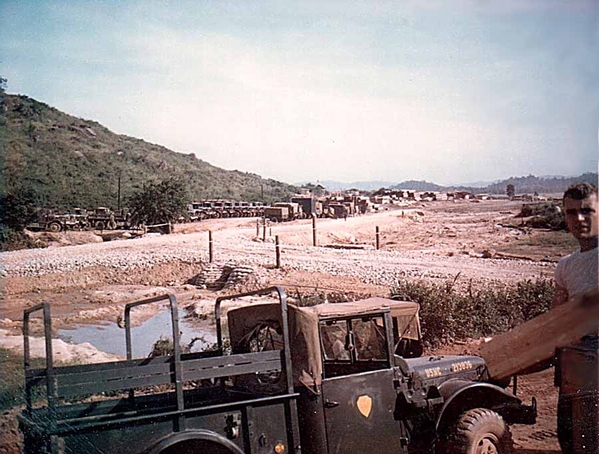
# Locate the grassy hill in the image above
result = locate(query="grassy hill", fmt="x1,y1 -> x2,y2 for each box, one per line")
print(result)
0,94 -> 299,210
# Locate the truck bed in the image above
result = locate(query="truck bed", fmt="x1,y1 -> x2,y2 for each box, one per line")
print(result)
21,348 -> 287,432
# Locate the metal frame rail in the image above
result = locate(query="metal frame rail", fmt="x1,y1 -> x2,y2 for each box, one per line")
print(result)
23,302 -> 54,413
22,290 -> 293,434
215,286 -> 294,395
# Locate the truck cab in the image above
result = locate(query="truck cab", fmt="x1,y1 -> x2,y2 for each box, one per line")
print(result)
227,296 -> 536,454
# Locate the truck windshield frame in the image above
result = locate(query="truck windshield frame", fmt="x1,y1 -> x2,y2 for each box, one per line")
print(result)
319,313 -> 392,378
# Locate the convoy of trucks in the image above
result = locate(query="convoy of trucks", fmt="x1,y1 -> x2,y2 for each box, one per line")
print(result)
26,194 -> 373,233
19,287 -> 536,454
27,207 -> 132,232
185,196 -> 366,223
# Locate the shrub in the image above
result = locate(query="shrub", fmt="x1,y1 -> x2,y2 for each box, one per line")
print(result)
0,348 -> 45,411
148,335 -> 195,357
0,225 -> 41,251
0,189 -> 39,231
390,277 -> 554,349
128,177 -> 188,227
517,202 -> 566,230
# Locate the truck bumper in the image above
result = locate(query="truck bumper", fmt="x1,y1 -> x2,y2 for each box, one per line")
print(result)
497,396 -> 537,425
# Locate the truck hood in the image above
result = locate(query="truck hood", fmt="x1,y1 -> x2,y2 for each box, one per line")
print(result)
404,355 -> 487,382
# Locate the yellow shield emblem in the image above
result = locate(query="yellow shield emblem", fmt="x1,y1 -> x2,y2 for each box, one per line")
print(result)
356,395 -> 373,418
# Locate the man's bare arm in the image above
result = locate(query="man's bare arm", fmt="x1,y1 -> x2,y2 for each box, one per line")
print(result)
519,284 -> 568,375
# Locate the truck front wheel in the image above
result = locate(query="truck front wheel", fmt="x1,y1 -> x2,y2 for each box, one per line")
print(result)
443,408 -> 512,454
160,440 -> 235,454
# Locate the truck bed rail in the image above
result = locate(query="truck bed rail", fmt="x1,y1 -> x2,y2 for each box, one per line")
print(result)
25,349 -> 283,400
23,289 -> 289,414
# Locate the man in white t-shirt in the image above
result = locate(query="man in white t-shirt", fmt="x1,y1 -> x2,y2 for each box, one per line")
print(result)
552,182 -> 598,454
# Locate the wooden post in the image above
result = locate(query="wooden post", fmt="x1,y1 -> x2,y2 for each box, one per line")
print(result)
275,235 -> 281,268
312,214 -> 317,247
256,218 -> 260,237
262,218 -> 267,241
208,230 -> 213,263
375,226 -> 380,250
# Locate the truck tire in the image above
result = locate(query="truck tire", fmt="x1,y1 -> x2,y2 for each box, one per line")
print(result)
95,221 -> 105,230
443,408 -> 512,454
48,222 -> 62,233
161,440 -> 235,454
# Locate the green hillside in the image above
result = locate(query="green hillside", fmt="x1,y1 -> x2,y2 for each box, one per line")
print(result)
0,93 -> 298,209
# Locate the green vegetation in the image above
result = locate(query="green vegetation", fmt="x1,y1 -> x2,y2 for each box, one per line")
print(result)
0,348 -> 45,411
0,189 -> 39,230
128,177 -> 188,226
1,93 -> 299,212
0,181 -> 41,251
518,202 -> 566,230
391,277 -> 554,349
506,184 -> 515,198
484,173 -> 598,195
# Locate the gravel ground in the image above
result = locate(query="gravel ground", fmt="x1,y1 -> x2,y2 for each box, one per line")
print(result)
1,208 -> 557,287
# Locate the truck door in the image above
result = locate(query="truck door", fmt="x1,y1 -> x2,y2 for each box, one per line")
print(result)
319,317 -> 407,454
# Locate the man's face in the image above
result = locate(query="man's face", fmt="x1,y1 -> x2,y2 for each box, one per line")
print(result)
564,193 -> 598,242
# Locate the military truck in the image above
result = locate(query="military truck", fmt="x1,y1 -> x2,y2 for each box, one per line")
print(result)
264,205 -> 289,223
291,196 -> 322,218
27,209 -> 89,232
87,207 -> 132,230
19,287 -> 536,454
274,202 -> 305,220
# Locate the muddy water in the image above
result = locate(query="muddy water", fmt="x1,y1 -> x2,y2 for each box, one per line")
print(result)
58,310 -> 216,358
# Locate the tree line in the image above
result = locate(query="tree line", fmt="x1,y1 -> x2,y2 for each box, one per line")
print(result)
0,178 -> 187,251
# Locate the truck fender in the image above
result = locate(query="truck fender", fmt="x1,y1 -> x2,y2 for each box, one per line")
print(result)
146,429 -> 245,454
435,379 -> 519,432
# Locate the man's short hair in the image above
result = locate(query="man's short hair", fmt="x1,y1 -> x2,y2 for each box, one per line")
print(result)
563,182 -> 598,201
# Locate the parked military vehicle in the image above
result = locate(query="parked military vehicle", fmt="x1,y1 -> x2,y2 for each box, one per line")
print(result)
87,207 -> 119,230
264,205 -> 289,222
274,202 -> 305,220
186,200 -> 266,221
291,196 -> 323,218
19,287 -> 536,454
26,208 -> 89,232
324,202 -> 349,219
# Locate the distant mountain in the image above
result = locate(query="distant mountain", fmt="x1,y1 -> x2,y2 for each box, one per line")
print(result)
304,173 -> 597,194
1,94 -> 299,209
314,180 -> 396,191
391,180 -> 444,191
446,179 -> 500,188
482,173 -> 598,195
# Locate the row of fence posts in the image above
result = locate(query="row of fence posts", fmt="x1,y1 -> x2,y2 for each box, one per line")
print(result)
208,217 -> 382,268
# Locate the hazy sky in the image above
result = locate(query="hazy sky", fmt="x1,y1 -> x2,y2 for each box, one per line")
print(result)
1,1 -> 598,185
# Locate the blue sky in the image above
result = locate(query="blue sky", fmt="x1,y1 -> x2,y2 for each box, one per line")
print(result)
1,1 -> 598,185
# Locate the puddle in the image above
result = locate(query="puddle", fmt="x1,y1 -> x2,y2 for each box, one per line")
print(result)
58,310 -> 217,358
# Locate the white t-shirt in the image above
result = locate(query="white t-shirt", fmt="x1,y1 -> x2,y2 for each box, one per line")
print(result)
555,247 -> 599,351
554,247 -> 598,299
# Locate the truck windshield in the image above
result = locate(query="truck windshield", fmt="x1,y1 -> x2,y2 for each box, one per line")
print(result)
320,316 -> 388,363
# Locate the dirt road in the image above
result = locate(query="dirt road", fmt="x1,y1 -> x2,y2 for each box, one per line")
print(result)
0,199 -> 571,452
